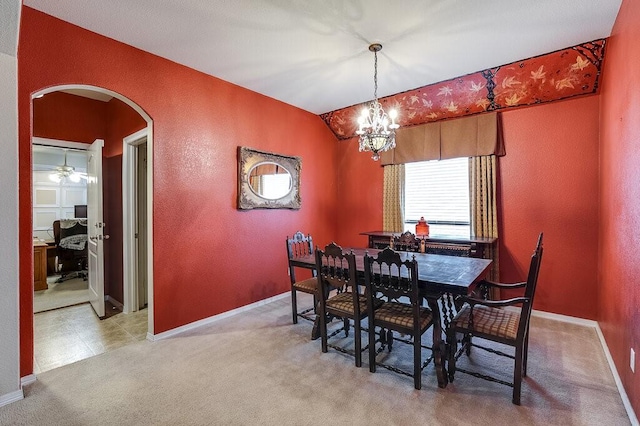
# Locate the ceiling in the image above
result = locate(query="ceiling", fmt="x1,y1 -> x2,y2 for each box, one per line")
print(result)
23,0 -> 622,115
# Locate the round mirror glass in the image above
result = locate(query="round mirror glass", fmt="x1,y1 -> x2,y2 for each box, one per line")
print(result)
248,162 -> 292,200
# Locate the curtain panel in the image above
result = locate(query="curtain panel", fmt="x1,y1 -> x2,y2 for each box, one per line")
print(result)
382,164 -> 405,233
381,112 -> 505,165
470,155 -> 500,286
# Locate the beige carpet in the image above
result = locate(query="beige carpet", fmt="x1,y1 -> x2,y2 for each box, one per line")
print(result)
33,276 -> 90,313
1,294 -> 632,425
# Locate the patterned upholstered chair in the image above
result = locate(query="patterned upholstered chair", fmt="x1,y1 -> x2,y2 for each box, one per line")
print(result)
363,248 -> 434,389
446,233 -> 543,405
286,232 -> 317,324
393,231 -> 419,252
315,242 -> 380,367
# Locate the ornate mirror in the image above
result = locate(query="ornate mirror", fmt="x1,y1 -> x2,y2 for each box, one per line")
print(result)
237,146 -> 301,209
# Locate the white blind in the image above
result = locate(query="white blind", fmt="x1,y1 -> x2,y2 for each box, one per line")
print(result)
404,158 -> 470,233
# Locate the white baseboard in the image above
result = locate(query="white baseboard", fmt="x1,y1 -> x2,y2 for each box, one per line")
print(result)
530,309 -> 598,327
21,374 -> 36,387
148,292 -> 289,341
594,323 -> 639,426
0,389 -> 23,408
529,309 -> 637,425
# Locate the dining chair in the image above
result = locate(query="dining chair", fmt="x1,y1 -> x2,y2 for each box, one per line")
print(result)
315,242 -> 379,367
364,247 -> 434,389
446,232 -> 543,405
286,231 -> 317,324
393,231 -> 419,252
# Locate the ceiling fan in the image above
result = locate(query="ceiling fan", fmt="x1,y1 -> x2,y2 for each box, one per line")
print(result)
33,147 -> 88,183
50,150 -> 87,183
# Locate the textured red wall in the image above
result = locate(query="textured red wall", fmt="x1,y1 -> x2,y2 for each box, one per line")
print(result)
335,96 -> 600,321
33,91 -> 106,142
499,97 -> 600,319
18,7 -> 338,376
103,99 -> 146,304
334,138 -> 384,247
599,0 -> 640,415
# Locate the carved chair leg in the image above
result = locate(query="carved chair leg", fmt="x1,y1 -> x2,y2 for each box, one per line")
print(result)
369,324 -> 377,373
319,306 -> 328,353
523,331 -> 530,377
354,321 -> 362,367
513,345 -> 523,405
446,329 -> 457,383
379,328 -> 387,346
464,333 -> 473,356
291,289 -> 298,324
387,329 -> 394,352
414,333 -> 422,390
343,317 -> 350,338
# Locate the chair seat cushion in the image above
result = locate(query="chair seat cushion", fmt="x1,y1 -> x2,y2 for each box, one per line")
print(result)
452,304 -> 520,340
374,302 -> 433,331
325,292 -> 382,316
292,277 -> 317,294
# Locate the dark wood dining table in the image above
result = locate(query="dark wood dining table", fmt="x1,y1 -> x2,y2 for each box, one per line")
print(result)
290,247 -> 493,388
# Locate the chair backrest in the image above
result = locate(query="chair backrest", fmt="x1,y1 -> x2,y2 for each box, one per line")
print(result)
286,231 -> 314,283
315,243 -> 362,319
517,232 -> 544,340
286,231 -> 313,259
53,220 -> 61,245
394,231 -> 419,252
364,247 -> 420,307
315,242 -> 357,294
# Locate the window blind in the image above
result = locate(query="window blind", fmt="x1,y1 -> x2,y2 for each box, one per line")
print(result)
404,158 -> 470,226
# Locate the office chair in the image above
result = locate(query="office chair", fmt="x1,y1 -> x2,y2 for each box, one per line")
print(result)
53,219 -> 88,283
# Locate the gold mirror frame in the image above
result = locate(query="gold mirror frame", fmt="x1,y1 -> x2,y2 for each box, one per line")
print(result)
237,146 -> 301,210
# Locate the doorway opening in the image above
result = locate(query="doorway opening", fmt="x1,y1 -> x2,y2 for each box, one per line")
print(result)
123,129 -> 149,314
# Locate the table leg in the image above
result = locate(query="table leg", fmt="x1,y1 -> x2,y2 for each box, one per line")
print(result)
427,296 -> 448,388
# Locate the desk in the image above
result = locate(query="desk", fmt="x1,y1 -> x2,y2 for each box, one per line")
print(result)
292,248 -> 492,388
33,242 -> 56,291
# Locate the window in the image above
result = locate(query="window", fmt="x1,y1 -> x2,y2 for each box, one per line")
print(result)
260,173 -> 292,200
404,157 -> 470,237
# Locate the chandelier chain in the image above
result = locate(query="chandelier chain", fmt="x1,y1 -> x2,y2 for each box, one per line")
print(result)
373,49 -> 378,100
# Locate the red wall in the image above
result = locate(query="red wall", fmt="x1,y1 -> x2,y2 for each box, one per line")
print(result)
499,97 -> 600,319
33,91 -> 106,142
18,7 -> 338,376
336,96 -> 601,320
599,0 -> 640,415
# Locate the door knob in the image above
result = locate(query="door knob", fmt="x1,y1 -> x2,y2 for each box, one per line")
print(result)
104,235 -> 110,240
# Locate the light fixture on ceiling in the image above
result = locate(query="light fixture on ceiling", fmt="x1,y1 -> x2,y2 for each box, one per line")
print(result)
356,43 -> 399,161
49,150 -> 83,183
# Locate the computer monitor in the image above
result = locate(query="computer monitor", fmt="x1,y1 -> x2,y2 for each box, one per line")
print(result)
74,204 -> 87,218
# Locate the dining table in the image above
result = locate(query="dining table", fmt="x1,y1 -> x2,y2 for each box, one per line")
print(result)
290,247 -> 493,388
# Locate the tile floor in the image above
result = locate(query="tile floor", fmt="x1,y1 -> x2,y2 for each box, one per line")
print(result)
33,303 -> 148,374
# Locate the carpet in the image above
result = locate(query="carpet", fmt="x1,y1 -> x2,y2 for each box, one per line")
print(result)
1,294 -> 632,425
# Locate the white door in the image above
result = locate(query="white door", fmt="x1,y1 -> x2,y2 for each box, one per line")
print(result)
87,139 -> 105,318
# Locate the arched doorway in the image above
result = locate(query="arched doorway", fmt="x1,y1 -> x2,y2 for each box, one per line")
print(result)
26,84 -> 154,374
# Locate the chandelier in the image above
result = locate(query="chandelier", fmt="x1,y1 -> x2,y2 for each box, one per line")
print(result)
356,43 -> 399,161
49,150 -> 83,183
